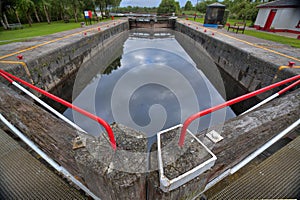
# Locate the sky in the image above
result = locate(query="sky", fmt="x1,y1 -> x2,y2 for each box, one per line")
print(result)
120,0 -> 200,8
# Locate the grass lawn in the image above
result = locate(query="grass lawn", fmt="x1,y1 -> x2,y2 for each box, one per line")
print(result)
0,18 -> 112,45
244,30 -> 300,48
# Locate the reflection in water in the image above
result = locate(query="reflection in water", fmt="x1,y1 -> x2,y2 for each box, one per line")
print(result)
64,29 -> 236,142
103,56 -> 122,75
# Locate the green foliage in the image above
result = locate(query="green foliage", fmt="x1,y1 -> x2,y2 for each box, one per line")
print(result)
184,1 -> 193,11
0,19 -> 109,45
117,6 -> 157,13
195,0 -> 262,24
157,0 -> 180,15
230,0 -> 260,23
195,0 -> 217,13
0,0 -> 121,28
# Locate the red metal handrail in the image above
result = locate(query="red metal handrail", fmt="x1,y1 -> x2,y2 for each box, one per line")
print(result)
179,74 -> 300,147
0,70 -> 117,150
278,79 -> 300,95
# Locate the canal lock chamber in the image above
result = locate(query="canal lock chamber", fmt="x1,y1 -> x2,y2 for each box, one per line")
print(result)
27,25 -> 299,199
45,28 -> 256,198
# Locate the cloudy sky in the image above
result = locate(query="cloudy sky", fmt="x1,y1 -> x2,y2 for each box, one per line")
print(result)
120,0 -> 200,8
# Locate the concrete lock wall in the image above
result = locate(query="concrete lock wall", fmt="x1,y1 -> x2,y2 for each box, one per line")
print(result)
0,20 -> 299,200
174,22 -> 298,113
2,21 -> 129,95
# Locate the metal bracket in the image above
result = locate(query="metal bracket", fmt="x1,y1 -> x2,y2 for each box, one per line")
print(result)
206,130 -> 223,143
72,136 -> 87,150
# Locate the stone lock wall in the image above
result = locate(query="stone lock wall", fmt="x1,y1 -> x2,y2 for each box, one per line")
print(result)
174,22 -> 299,113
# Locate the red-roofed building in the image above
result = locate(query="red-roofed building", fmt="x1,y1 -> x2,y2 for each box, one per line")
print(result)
254,0 -> 300,34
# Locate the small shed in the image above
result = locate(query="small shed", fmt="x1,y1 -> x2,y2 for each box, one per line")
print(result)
254,0 -> 300,34
204,3 -> 226,25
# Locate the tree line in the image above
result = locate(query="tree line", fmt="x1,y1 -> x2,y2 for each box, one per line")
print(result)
195,0 -> 275,22
0,0 -> 121,29
1,0 -> 276,29
161,0 -> 276,24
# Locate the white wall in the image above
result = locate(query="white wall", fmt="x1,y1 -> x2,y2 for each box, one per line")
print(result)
255,7 -> 300,31
254,8 -> 270,27
288,8 -> 300,32
271,8 -> 300,30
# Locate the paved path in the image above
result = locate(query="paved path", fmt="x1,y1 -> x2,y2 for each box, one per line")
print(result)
179,20 -> 300,67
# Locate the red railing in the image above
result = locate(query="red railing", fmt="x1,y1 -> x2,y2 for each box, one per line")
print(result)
0,70 -> 117,150
1,69 -> 299,150
278,79 -> 300,95
179,74 -> 300,147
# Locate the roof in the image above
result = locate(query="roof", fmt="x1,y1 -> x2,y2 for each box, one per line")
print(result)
257,0 -> 300,8
207,3 -> 226,8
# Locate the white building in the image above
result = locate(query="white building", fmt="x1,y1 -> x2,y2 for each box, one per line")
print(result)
254,0 -> 300,34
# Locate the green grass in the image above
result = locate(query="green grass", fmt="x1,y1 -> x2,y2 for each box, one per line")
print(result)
187,17 -> 204,23
182,10 -> 203,16
0,18 -> 112,45
244,30 -> 300,48
227,19 -> 252,26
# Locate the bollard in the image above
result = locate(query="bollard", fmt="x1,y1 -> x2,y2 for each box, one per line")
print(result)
83,32 -> 87,36
17,54 -> 23,60
288,61 -> 295,67
204,29 -> 207,33
98,27 -> 101,31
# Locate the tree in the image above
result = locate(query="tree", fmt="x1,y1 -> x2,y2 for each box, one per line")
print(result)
195,0 -> 217,13
0,0 -> 19,29
231,0 -> 260,23
184,1 -> 193,11
157,0 -> 179,15
17,0 -> 34,27
70,0 -> 80,22
42,0 -> 51,24
32,0 -> 41,22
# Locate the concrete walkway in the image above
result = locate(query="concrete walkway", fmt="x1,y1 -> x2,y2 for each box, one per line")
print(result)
0,128 -> 86,199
